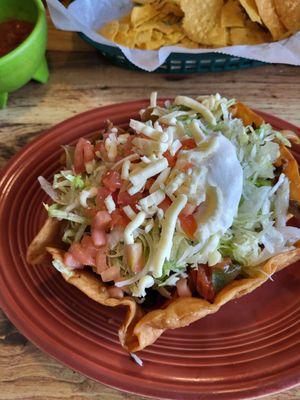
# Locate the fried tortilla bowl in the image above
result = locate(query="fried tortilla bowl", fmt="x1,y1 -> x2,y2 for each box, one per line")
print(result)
27,104 -> 300,353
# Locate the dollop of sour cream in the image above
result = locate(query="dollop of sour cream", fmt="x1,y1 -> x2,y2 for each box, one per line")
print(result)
177,133 -> 243,246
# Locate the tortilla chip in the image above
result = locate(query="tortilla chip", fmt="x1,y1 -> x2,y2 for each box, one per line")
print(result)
131,4 -> 160,27
160,1 -> 184,17
239,0 -> 262,23
230,20 -> 272,44
135,29 -> 153,47
134,0 -> 156,3
221,0 -> 246,28
201,18 -> 229,47
27,216 -> 300,352
179,37 -> 200,49
274,0 -> 300,33
148,21 -> 174,35
27,218 -> 65,264
255,0 -> 287,40
99,20 -> 120,42
114,24 -> 137,48
181,0 -> 224,44
230,101 -> 265,127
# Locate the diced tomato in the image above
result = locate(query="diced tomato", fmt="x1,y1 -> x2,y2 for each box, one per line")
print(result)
176,278 -> 192,297
101,266 -> 120,282
181,138 -> 197,150
80,234 -> 94,248
74,138 -> 86,174
97,187 -> 112,209
179,214 -> 197,238
102,171 -> 122,192
145,177 -> 155,191
159,197 -> 172,212
83,141 -> 94,163
82,208 -> 98,218
74,138 -> 94,174
81,235 -> 98,259
69,242 -> 95,266
117,190 -> 144,206
194,265 -> 215,302
180,203 -> 197,216
95,247 -> 108,274
111,209 -> 130,228
124,243 -> 144,273
95,140 -> 108,161
163,150 -> 177,168
92,211 -> 112,229
123,135 -> 134,156
92,229 -> 107,247
63,252 -> 83,269
107,286 -> 124,299
91,211 -> 111,246
181,162 -> 194,172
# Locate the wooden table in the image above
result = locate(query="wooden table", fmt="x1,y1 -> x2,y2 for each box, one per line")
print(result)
1,47 -> 300,400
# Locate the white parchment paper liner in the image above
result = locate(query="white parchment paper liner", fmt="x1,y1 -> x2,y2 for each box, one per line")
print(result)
46,0 -> 300,72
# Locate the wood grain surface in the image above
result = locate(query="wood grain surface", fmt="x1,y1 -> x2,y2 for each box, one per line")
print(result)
0,48 -> 300,400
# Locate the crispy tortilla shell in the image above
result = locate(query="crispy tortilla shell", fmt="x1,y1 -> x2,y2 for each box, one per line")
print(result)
27,217 -> 300,352
230,101 -> 265,128
276,145 -> 300,203
27,218 -> 66,264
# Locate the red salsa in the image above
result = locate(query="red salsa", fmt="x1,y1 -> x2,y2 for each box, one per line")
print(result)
0,19 -> 34,57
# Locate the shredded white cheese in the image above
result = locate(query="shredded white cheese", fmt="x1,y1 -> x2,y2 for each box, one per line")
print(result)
128,181 -> 145,196
149,167 -> 171,193
140,155 -> 152,164
165,172 -> 186,195
133,275 -> 155,297
105,133 -> 118,161
121,159 -> 131,180
130,353 -> 143,367
139,190 -> 165,212
157,208 -> 164,220
130,119 -> 168,142
129,157 -> 168,187
124,211 -> 146,244
144,219 -> 154,233
174,96 -> 217,125
159,111 -> 192,126
79,187 -> 98,208
104,194 -> 116,214
170,139 -> 182,156
132,137 -> 168,156
189,120 -> 206,145
123,205 -> 137,220
151,194 -> 187,278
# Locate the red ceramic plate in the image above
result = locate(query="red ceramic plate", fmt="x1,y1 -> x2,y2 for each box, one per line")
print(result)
0,100 -> 300,400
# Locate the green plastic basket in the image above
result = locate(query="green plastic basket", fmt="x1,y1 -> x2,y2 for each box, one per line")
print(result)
78,32 -> 264,73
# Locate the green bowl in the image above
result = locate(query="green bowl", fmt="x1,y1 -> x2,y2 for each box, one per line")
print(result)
0,0 -> 48,108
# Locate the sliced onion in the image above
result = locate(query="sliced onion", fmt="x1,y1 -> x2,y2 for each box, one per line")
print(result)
38,176 -> 59,202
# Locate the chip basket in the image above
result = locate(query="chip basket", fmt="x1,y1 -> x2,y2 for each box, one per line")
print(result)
78,32 -> 265,74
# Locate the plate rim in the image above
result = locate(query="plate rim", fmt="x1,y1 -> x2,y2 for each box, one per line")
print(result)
0,99 -> 299,400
